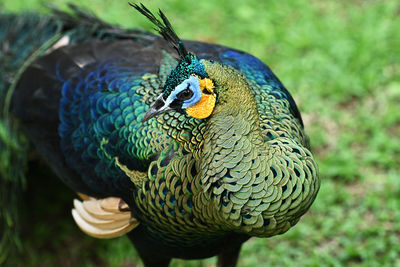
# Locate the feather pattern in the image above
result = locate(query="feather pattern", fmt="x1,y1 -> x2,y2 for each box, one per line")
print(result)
5,4 -> 320,266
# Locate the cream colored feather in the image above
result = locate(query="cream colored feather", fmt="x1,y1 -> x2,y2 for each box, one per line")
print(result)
71,196 -> 139,239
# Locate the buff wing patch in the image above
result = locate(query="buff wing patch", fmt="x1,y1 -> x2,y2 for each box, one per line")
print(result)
72,195 -> 139,239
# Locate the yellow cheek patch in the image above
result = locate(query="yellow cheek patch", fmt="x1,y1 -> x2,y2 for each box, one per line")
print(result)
199,78 -> 214,93
185,92 -> 216,119
185,78 -> 216,119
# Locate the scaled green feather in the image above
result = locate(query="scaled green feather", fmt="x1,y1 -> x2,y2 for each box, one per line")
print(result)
132,61 -> 320,247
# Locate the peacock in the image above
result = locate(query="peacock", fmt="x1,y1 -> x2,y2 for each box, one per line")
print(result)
0,3 -> 320,266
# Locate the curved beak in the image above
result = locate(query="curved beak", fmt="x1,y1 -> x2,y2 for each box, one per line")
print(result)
142,94 -> 172,122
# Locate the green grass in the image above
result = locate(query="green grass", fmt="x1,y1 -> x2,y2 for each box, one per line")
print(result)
1,0 -> 400,266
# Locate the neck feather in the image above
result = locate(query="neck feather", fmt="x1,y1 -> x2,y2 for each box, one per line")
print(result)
194,61 -> 319,237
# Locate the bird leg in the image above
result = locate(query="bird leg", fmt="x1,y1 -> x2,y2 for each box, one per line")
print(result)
217,244 -> 242,267
134,244 -> 172,267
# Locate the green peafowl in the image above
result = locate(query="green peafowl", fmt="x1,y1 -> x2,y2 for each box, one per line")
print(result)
0,3 -> 320,266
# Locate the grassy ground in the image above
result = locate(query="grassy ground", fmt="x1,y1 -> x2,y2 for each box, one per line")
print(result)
1,0 -> 400,266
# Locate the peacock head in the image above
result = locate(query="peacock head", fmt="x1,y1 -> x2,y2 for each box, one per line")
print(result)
142,54 -> 217,121
131,4 -> 217,122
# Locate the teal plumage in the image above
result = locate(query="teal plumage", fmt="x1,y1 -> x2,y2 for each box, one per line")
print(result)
2,4 -> 320,266
0,12 -> 59,262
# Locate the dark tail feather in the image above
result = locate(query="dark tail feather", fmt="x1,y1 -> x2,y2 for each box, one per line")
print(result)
0,5 -> 156,262
0,7 -> 113,262
0,120 -> 27,264
0,12 -> 62,264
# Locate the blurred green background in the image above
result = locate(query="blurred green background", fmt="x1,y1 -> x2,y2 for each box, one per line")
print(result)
1,0 -> 400,266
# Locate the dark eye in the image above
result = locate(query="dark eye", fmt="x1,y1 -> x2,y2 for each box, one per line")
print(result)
176,86 -> 194,100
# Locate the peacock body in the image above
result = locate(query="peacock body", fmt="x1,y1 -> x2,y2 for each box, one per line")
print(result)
2,4 -> 320,266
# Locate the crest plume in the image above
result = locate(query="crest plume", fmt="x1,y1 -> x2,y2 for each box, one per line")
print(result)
130,3 -> 191,63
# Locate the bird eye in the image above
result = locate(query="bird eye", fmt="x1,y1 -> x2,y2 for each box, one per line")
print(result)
176,86 -> 194,100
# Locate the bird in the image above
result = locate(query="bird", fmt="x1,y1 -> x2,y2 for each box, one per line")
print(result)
1,3 -> 320,267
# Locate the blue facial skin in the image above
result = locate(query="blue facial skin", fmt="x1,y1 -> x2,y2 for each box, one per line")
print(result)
165,76 -> 202,108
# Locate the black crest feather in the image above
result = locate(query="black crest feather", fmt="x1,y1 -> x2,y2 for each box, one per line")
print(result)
130,3 -> 191,63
